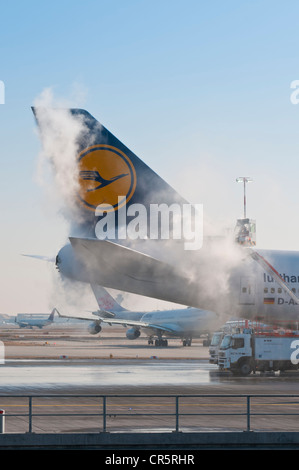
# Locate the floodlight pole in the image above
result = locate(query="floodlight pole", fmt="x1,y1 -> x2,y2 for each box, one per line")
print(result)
236,177 -> 253,219
243,178 -> 247,218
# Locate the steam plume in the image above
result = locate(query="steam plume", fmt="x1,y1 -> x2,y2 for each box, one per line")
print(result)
34,87 -> 89,227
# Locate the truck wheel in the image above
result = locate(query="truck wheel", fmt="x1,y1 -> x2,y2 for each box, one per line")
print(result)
239,360 -> 252,376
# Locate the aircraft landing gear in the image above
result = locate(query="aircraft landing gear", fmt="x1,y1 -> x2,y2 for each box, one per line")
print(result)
154,338 -> 168,347
182,337 -> 192,347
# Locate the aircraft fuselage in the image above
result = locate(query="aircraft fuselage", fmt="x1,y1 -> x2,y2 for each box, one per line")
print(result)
56,242 -> 299,327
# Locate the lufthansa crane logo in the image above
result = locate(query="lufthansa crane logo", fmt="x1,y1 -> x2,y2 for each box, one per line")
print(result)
77,145 -> 137,212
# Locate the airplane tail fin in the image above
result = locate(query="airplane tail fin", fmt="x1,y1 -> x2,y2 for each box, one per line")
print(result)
48,308 -> 56,322
32,107 -> 190,241
91,284 -> 127,313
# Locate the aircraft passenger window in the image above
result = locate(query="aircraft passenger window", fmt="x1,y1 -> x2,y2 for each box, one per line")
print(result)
278,288 -> 282,294
264,288 -> 268,293
271,288 -> 275,293
292,288 -> 296,293
242,287 -> 247,293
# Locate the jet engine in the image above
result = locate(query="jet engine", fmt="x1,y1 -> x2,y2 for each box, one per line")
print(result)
126,328 -> 141,340
88,321 -> 102,335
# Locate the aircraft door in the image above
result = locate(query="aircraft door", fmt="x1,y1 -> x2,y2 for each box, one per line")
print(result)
239,277 -> 256,305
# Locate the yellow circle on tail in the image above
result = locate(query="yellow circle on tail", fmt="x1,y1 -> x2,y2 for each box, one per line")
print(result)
77,145 -> 137,212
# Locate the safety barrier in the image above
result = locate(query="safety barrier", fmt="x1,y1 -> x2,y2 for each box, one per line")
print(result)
1,393 -> 299,434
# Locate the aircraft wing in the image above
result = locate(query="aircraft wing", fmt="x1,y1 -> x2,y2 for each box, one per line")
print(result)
22,254 -> 56,262
56,308 -> 176,333
93,315 -> 181,334
68,237 -> 203,308
55,309 -> 99,322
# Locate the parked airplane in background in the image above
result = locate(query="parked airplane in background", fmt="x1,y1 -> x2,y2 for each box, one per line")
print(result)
57,285 -> 219,347
32,107 -> 299,328
15,309 -> 56,329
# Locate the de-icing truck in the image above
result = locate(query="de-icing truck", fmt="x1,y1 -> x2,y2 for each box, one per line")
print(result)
217,329 -> 299,375
209,320 -> 263,365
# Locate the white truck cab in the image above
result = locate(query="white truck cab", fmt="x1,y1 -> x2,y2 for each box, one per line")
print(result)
218,329 -> 299,375
218,329 -> 253,375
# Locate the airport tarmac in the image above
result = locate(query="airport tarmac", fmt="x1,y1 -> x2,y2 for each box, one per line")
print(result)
0,324 -> 209,361
0,324 -> 216,394
1,323 -> 299,393
1,324 -> 299,434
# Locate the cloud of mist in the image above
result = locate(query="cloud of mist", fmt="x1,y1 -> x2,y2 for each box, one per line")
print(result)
33,87 -> 98,316
33,87 -> 90,228
128,160 -> 250,320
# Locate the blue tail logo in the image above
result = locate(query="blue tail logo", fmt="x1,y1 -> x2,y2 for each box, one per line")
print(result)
80,170 -> 129,192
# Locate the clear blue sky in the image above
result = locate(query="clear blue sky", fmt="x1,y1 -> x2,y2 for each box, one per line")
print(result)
1,0 -> 299,314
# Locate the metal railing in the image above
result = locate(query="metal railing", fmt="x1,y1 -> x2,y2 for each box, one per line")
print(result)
1,393 -> 299,434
